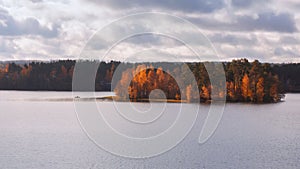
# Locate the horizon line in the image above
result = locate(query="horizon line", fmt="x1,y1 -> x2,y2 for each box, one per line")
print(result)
0,58 -> 300,64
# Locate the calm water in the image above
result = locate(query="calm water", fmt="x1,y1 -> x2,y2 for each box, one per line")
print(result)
0,91 -> 299,169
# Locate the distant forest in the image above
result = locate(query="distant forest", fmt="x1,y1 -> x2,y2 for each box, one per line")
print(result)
0,59 -> 299,103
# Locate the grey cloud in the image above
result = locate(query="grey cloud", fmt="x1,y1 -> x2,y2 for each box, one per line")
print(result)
0,9 -> 59,38
188,12 -> 297,33
237,12 -> 297,33
231,0 -> 272,9
274,47 -> 299,56
231,0 -> 254,8
121,48 -> 201,63
127,34 -> 160,44
232,48 -> 267,61
280,36 -> 299,45
209,33 -> 257,46
0,38 -> 16,53
88,0 -> 225,13
0,7 -> 7,14
0,0 -> 299,62
29,0 -> 43,3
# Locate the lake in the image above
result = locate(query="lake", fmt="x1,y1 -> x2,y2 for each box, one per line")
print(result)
0,91 -> 299,169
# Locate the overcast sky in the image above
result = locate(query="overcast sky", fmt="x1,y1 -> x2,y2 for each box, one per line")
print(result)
0,0 -> 299,62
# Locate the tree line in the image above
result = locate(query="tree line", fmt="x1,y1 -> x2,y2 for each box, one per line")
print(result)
0,60 -> 116,91
0,59 -> 295,103
114,59 -> 283,103
272,63 -> 300,93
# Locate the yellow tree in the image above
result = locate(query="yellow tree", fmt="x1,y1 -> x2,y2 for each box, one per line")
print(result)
4,64 -> 9,73
186,84 -> 192,102
156,67 -> 164,88
200,85 -> 210,100
175,93 -> 180,100
133,65 -> 147,98
147,68 -> 156,91
227,81 -> 236,100
128,85 -> 137,99
256,77 -> 265,102
241,74 -> 251,101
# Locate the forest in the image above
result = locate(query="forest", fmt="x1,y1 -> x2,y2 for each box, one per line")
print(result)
113,59 -> 283,103
0,59 -> 298,103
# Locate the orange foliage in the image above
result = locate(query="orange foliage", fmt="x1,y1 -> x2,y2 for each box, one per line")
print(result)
200,85 -> 210,100
227,81 -> 236,100
4,64 -> 9,73
256,77 -> 265,102
114,64 -> 182,101
241,74 -> 251,100
21,65 -> 32,77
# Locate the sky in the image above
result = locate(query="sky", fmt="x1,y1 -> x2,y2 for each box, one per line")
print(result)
0,0 -> 299,63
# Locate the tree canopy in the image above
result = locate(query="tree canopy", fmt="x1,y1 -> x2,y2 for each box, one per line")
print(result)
0,59 -> 291,103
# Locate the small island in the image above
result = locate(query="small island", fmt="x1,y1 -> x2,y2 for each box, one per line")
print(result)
114,59 -> 284,103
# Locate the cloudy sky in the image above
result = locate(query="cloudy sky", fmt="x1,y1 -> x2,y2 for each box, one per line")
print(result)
0,0 -> 299,62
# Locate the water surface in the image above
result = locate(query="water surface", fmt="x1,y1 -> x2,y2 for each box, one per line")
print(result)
0,91 -> 299,169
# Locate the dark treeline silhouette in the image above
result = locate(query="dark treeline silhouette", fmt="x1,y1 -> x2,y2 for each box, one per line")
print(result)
0,60 -> 118,91
0,59 -> 297,103
272,63 -> 300,93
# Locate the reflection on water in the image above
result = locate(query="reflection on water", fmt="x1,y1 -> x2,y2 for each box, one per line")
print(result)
0,91 -> 299,169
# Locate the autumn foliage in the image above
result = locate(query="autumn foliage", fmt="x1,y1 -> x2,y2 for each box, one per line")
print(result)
0,59 -> 286,103
114,59 -> 284,103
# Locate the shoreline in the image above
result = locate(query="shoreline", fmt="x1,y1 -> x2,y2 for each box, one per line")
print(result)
0,90 -> 285,104
95,96 -> 282,104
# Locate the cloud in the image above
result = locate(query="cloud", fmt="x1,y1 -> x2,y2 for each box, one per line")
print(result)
209,33 -> 257,46
274,47 -> 299,57
87,0 -> 225,13
29,0 -> 43,3
0,37 -> 16,53
188,12 -> 298,33
0,0 -> 299,62
231,0 -> 272,8
279,35 -> 300,44
231,0 -> 254,8
236,12 -> 298,33
0,8 -> 59,38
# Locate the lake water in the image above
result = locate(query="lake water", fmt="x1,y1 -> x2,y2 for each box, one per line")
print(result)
0,91 -> 299,169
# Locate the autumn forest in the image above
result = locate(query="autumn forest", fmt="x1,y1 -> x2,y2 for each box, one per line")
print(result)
0,59 -> 299,103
